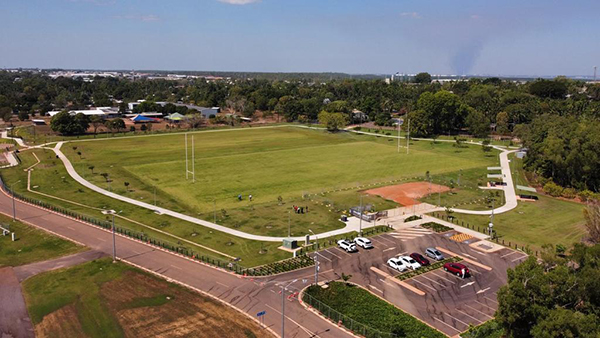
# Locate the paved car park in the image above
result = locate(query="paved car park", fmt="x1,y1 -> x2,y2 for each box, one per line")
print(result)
278,226 -> 529,336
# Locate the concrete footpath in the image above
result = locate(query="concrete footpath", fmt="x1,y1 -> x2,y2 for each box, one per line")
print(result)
0,267 -> 34,338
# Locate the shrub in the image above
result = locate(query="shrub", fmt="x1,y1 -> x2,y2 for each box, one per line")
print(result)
543,181 -> 563,197
404,215 -> 422,222
561,188 -> 577,199
421,222 -> 452,233
578,190 -> 597,202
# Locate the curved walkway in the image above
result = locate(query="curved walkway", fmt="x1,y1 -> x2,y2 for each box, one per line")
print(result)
51,141 -> 375,242
3,125 -> 520,242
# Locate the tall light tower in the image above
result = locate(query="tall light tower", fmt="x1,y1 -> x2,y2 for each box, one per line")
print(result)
594,66 -> 597,82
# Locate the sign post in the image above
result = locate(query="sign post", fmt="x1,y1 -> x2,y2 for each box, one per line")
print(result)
257,310 -> 266,328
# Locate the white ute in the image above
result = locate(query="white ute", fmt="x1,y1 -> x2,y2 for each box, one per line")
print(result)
353,237 -> 373,249
337,239 -> 357,252
387,257 -> 409,272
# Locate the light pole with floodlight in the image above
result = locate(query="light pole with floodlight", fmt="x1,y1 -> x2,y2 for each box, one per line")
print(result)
102,209 -> 122,262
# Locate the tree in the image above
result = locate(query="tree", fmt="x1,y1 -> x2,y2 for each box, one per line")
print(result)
124,181 -> 130,191
481,139 -> 492,153
89,115 -> 104,137
318,111 -> 347,132
529,79 -> 568,99
104,119 -> 115,136
140,124 -> 147,132
242,101 -> 256,118
77,151 -> 82,159
50,111 -> 89,136
112,118 -> 126,134
583,202 -> 600,243
129,126 -> 136,133
414,72 -> 432,84
466,109 -> 489,138
18,111 -> 29,121
496,111 -> 510,134
100,173 -> 109,182
88,165 -> 95,174
0,107 -> 12,122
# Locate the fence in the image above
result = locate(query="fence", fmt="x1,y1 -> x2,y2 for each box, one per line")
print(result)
303,291 -> 398,338
0,176 -> 249,274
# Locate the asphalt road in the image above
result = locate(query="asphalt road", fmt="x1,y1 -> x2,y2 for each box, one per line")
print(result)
0,267 -> 35,338
0,189 -> 344,338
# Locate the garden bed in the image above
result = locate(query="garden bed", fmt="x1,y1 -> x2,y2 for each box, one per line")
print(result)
421,221 -> 452,233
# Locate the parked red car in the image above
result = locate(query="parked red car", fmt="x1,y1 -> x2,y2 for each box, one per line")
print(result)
443,262 -> 470,278
410,253 -> 430,266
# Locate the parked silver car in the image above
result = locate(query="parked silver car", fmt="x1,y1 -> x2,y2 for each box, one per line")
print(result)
425,247 -> 444,261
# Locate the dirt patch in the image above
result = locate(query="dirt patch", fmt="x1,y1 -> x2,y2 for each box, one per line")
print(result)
101,271 -> 270,338
35,304 -> 86,338
365,182 -> 450,206
0,267 -> 35,338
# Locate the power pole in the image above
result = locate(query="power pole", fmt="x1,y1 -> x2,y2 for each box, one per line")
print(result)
397,120 -> 400,153
595,66 -> 598,82
185,133 -> 188,180
359,194 -> 363,235
214,200 -> 217,223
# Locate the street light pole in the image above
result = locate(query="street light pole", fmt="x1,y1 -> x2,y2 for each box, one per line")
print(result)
359,194 -> 363,236
280,279 -> 297,338
309,229 -> 318,285
111,213 -> 116,261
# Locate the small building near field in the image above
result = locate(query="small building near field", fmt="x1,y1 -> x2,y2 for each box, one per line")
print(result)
32,119 -> 46,125
130,114 -> 160,123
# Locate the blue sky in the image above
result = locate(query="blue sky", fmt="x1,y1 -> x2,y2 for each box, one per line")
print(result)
1,0 -> 598,76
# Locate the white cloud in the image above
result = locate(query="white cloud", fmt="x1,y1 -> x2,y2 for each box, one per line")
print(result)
218,0 -> 261,5
400,12 -> 421,19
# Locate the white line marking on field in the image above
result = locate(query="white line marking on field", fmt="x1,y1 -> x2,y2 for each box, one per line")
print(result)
382,247 -> 396,252
476,287 -> 491,294
465,304 -> 494,319
456,309 -> 483,324
432,317 -> 462,333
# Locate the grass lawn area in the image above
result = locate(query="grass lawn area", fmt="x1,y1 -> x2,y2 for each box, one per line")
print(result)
439,153 -> 586,250
22,258 -> 270,338
304,282 -> 445,338
63,126 -> 497,226
1,149 -> 289,267
0,213 -> 85,267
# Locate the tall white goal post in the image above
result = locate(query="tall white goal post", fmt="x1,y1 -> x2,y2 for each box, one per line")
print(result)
185,133 -> 195,183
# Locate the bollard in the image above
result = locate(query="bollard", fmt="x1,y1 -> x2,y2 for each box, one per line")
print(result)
11,232 -> 15,241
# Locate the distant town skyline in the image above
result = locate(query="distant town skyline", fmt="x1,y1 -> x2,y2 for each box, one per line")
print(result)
1,0 -> 598,77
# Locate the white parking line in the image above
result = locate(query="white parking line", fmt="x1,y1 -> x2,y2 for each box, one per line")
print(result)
419,275 -> 446,287
462,253 -> 479,260
369,285 -> 383,293
484,296 -> 499,304
429,271 -> 457,284
500,251 -> 519,258
170,264 -> 182,270
476,287 -> 491,294
324,249 -> 342,260
410,279 -> 437,291
469,249 -> 486,256
456,309 -> 483,324
432,317 -> 462,333
315,252 -> 332,262
97,238 -> 106,242
216,281 -> 229,288
332,247 -> 352,256
474,300 -> 496,312
511,255 -> 528,263
382,247 -> 397,252
465,304 -> 494,319
377,235 -> 398,245
445,313 -> 471,328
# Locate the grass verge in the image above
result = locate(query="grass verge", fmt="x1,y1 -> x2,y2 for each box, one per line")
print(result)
0,213 -> 85,267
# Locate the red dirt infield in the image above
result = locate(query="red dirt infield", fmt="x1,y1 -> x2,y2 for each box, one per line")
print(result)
365,182 -> 450,206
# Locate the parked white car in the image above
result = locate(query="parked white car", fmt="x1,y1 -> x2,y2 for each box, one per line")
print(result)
353,237 -> 373,249
399,256 -> 421,270
337,239 -> 357,252
387,257 -> 409,272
